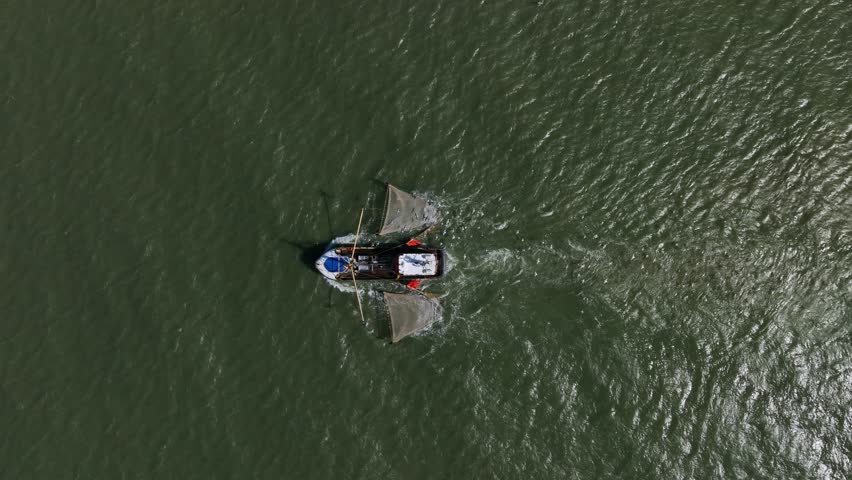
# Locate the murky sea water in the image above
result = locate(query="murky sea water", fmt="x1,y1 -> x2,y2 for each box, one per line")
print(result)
2,1 -> 851,478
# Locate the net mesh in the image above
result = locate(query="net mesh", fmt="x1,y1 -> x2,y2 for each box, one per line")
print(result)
383,292 -> 440,343
378,184 -> 437,235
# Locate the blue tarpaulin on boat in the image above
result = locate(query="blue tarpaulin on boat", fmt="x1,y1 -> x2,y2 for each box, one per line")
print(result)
324,256 -> 348,273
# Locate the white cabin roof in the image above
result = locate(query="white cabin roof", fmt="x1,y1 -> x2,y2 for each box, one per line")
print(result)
398,253 -> 437,276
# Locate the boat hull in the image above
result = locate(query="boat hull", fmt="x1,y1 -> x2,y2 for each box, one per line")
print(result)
315,243 -> 444,282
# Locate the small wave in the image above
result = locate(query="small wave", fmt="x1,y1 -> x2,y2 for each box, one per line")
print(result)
323,277 -> 356,293
442,251 -> 456,274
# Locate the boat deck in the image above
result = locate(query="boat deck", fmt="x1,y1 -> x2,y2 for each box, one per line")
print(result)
333,244 -> 444,281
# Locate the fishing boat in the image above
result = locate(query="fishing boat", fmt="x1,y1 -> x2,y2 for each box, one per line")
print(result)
316,184 -> 444,342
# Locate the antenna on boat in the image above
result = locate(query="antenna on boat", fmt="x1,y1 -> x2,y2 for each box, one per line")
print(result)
349,208 -> 366,325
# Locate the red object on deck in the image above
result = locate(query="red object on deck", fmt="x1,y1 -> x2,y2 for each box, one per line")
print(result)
405,239 -> 422,246
406,279 -> 421,289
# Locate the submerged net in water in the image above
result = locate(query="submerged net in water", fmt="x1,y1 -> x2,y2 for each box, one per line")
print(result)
378,184 -> 437,236
383,292 -> 440,343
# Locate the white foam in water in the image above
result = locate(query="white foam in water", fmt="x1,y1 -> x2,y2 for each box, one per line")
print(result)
323,276 -> 395,296
477,248 -> 524,273
324,277 -> 356,293
330,233 -> 356,244
330,232 -> 384,247
442,251 -> 456,274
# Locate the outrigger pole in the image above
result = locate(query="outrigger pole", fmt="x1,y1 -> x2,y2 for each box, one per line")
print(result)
350,208 -> 366,325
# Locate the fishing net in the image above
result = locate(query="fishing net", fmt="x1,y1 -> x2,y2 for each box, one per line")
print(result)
383,292 -> 440,343
378,184 -> 437,236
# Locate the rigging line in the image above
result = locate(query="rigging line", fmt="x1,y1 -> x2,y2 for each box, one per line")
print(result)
378,183 -> 390,234
350,208 -> 365,264
369,243 -> 405,258
369,226 -> 436,258
402,283 -> 443,299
